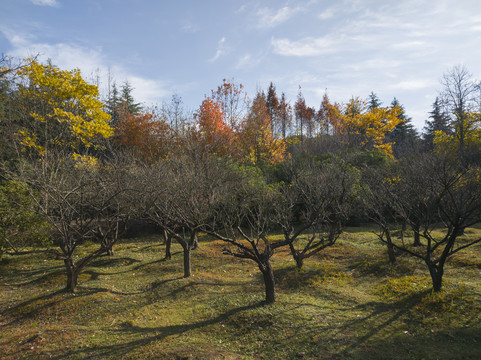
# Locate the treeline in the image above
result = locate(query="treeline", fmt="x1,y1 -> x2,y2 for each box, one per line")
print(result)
0,56 -> 480,303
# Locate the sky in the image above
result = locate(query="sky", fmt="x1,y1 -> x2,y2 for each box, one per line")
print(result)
1,0 -> 481,130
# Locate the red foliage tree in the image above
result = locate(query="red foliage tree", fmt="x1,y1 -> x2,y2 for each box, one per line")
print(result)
115,104 -> 171,161
194,97 -> 235,157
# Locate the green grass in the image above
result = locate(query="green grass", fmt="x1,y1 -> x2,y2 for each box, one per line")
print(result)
1,227 -> 481,359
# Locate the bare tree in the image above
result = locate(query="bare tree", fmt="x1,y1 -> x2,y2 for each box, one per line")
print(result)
364,154 -> 481,291
361,163 -> 400,264
204,163 -> 288,303
89,155 -> 139,256
9,151 -> 134,291
141,155 -> 221,277
274,158 -> 359,268
440,65 -> 481,161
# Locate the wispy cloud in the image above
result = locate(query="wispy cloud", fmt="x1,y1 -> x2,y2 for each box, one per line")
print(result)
235,53 -> 262,70
30,0 -> 59,7
271,35 -> 337,57
389,79 -> 435,91
236,54 -> 252,69
180,20 -> 199,34
209,36 -> 226,62
318,8 -> 334,20
256,6 -> 301,28
1,28 -> 170,105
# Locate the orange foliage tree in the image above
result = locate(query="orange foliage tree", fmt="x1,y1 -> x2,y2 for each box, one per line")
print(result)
115,104 -> 171,161
326,97 -> 403,157
194,97 -> 235,157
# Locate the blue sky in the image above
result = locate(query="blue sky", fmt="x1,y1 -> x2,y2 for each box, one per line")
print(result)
1,0 -> 481,130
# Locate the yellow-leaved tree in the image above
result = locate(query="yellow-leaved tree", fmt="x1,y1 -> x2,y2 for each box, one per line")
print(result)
16,60 -> 112,164
433,113 -> 481,160
327,97 -> 402,157
238,91 -> 286,165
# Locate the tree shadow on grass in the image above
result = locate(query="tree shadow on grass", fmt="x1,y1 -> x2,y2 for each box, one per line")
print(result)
88,256 -> 141,268
340,326 -> 481,360
1,289 -> 68,326
47,300 -> 265,360
5,267 -> 65,287
328,291 -> 435,359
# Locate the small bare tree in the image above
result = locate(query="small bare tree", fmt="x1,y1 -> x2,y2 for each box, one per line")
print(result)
204,164 -> 288,304
364,154 -> 481,291
274,158 -> 359,268
141,154 -> 220,278
361,163 -> 400,263
89,155 -> 138,256
10,152 -> 134,291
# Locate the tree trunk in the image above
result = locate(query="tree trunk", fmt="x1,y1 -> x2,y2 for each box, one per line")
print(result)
192,232 -> 199,250
182,243 -> 191,278
412,222 -> 421,247
106,247 -> 114,256
385,230 -> 396,264
64,257 -> 79,292
259,260 -> 275,304
288,242 -> 303,269
413,231 -> 421,247
295,255 -> 303,269
165,233 -> 172,260
428,263 -> 444,292
161,228 -> 168,244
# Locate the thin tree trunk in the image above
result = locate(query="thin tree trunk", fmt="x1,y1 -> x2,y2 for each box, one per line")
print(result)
412,222 -> 421,247
182,243 -> 191,278
64,257 -> 79,292
413,231 -> 421,247
165,233 -> 172,260
192,232 -> 199,250
288,242 -> 303,269
385,229 -> 396,264
259,260 -> 275,304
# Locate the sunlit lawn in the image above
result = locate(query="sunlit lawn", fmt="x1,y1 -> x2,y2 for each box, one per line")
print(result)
1,226 -> 481,359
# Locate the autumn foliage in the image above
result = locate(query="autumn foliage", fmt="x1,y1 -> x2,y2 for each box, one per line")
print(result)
194,97 -> 234,157
326,97 -> 403,157
238,92 -> 286,165
16,60 -> 112,159
115,104 -> 171,161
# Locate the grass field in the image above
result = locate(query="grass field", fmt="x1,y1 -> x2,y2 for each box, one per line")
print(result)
1,226 -> 481,359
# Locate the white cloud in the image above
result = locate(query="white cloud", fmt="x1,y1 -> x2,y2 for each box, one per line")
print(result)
235,53 -> 262,70
236,54 -> 252,69
318,8 -> 334,20
389,79 -> 434,91
1,28 -> 170,105
271,36 -> 337,57
30,0 -> 59,7
390,41 -> 426,50
256,6 -> 300,28
208,36 -> 226,62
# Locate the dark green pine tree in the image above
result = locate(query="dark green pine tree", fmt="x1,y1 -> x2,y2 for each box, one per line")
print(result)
368,92 -> 382,110
423,97 -> 451,151
106,82 -> 121,127
388,98 -> 419,157
120,81 -> 141,114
